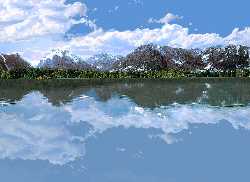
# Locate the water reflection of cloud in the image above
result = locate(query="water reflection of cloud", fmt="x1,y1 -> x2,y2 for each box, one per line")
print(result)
0,93 -> 85,165
65,95 -> 250,144
1,92 -> 250,165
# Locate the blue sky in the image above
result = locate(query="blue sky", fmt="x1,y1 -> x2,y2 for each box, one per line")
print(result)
0,0 -> 250,65
67,0 -> 249,36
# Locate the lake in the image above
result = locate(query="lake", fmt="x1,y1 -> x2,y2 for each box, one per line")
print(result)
1,78 -> 250,182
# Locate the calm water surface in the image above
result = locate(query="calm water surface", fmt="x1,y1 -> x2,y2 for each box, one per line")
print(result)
1,79 -> 250,182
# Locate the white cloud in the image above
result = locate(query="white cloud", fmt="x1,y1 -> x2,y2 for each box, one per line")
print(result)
65,1 -> 87,18
59,24 -> 223,59
225,27 -> 250,45
148,13 -> 183,24
0,0 -> 88,42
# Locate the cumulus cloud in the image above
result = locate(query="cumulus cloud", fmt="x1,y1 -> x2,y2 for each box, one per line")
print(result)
148,13 -> 183,24
57,23 -> 224,59
225,27 -> 250,45
0,0 -> 88,42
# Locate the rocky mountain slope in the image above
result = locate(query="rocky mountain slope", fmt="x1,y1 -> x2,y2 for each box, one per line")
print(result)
0,53 -> 31,71
112,44 -> 250,72
202,45 -> 249,71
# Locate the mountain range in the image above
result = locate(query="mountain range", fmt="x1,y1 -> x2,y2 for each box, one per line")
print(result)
1,44 -> 249,72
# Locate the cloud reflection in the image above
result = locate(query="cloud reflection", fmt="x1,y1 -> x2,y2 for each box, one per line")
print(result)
65,95 -> 250,143
1,92 -> 250,165
0,92 -> 85,165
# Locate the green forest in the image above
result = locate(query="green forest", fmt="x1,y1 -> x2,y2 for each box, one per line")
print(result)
1,68 -> 250,80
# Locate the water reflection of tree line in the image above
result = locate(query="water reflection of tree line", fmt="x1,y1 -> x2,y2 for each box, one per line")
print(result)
1,79 -> 250,107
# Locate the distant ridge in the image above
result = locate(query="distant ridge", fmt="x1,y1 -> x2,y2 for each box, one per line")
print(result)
1,44 -> 249,73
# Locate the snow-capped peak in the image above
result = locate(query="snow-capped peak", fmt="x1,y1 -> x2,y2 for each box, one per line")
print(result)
41,49 -> 82,63
86,53 -> 120,64
85,53 -> 122,71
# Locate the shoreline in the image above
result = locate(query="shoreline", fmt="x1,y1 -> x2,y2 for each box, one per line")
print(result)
1,68 -> 250,80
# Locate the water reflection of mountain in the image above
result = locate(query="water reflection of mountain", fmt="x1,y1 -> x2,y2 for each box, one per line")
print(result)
1,79 -> 250,107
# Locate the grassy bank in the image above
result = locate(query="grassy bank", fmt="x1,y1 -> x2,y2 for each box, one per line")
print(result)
1,68 -> 250,80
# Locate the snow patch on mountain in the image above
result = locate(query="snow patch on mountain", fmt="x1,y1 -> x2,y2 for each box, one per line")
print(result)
85,53 -> 122,71
40,49 -> 82,63
38,49 -> 85,69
